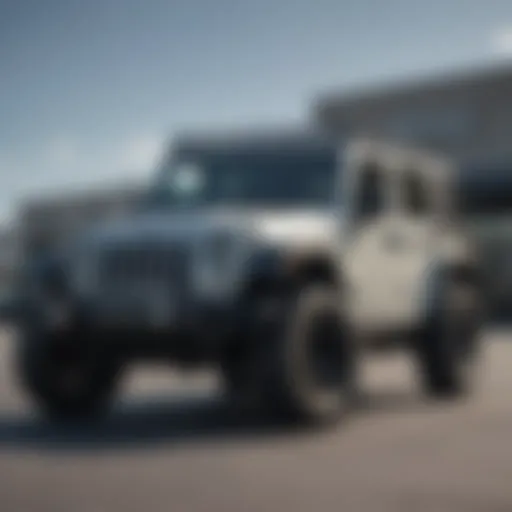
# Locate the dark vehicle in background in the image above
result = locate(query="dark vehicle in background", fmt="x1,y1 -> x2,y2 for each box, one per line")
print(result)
459,161 -> 512,317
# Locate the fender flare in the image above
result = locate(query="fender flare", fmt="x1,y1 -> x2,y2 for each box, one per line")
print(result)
419,259 -> 483,325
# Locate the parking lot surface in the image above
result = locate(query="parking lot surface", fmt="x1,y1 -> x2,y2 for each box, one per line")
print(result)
0,326 -> 511,512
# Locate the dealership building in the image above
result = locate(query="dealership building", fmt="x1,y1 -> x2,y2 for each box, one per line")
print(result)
314,62 -> 512,166
18,183 -> 144,260
0,229 -> 19,293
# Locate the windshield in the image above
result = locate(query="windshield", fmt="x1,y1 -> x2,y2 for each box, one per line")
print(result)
144,150 -> 338,210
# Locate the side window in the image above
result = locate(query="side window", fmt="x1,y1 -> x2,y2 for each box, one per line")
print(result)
354,164 -> 386,222
401,170 -> 430,217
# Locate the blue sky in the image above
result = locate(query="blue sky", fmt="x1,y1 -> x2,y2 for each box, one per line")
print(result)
2,0 -> 512,223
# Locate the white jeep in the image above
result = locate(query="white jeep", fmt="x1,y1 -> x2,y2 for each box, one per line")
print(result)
15,131 -> 484,426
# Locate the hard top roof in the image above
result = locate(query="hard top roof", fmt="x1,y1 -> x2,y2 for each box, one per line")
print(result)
172,127 -> 340,156
168,127 -> 453,182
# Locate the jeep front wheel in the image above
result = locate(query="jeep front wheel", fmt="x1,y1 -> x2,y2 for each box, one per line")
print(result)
16,328 -> 121,421
260,285 -> 358,426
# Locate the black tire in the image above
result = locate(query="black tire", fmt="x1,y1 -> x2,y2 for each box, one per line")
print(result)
219,344 -> 256,409
416,275 -> 483,399
16,327 -> 121,421
258,284 -> 358,426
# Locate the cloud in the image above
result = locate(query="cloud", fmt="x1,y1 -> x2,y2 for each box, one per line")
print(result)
115,133 -> 166,173
490,26 -> 512,56
42,135 -> 78,168
0,131 -> 168,223
41,132 -> 166,176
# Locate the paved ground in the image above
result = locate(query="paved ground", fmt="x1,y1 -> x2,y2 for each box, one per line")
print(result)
0,326 -> 511,512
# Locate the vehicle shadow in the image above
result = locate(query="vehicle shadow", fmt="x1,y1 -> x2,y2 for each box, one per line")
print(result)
0,387 -> 439,454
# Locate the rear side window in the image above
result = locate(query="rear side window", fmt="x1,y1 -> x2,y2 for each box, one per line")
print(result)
401,170 -> 430,217
355,164 -> 386,221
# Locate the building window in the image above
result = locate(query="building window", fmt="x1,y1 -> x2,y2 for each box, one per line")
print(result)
384,106 -> 475,148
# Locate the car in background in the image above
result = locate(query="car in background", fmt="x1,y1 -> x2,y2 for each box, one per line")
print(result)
459,161 -> 512,318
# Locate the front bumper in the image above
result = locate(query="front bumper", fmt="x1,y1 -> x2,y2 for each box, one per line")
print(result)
27,293 -> 244,361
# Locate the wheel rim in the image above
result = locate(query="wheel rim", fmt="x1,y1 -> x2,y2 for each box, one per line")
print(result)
304,312 -> 348,393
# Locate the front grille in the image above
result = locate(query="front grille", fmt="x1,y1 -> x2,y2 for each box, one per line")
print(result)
98,243 -> 188,289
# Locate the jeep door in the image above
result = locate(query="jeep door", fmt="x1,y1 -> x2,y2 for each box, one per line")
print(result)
342,159 -> 400,329
388,166 -> 441,327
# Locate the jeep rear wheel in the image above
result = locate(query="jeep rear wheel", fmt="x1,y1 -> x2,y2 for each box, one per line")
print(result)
417,276 -> 483,398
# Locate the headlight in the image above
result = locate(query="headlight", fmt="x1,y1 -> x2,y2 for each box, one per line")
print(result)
191,231 -> 252,298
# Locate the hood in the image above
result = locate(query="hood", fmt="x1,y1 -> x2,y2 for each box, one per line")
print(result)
85,207 -> 338,250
